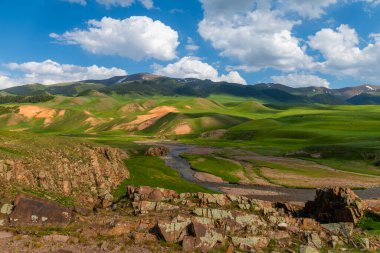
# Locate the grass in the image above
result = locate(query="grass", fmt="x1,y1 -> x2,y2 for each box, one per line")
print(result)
358,212 -> 380,234
181,154 -> 242,183
2,94 -> 380,189
112,155 -> 213,200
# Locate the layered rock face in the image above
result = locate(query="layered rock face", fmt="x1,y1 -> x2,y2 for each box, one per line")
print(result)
0,145 -> 129,206
304,187 -> 366,224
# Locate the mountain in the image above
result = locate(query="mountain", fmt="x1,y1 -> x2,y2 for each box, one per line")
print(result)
2,73 -> 380,105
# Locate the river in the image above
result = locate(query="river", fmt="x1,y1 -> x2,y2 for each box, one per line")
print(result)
140,142 -> 380,203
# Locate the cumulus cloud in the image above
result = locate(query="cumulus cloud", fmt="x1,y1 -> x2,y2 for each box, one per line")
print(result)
309,24 -> 380,82
198,0 -> 313,72
50,16 -> 179,61
2,60 -> 127,87
154,57 -> 247,85
271,73 -> 330,88
277,0 -> 337,19
0,75 -> 16,89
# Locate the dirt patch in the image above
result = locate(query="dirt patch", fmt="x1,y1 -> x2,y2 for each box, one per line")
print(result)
174,124 -> 192,135
18,106 -> 65,126
122,106 -> 179,131
194,172 -> 226,183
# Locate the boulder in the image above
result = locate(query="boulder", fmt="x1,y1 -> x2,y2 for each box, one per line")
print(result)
145,146 -> 169,157
156,215 -> 191,243
9,194 -> 74,226
231,236 -> 269,251
304,187 -> 366,224
184,217 -> 224,252
127,185 -> 178,202
321,223 -> 354,237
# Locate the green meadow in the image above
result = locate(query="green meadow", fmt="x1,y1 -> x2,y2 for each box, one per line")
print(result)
1,93 -> 380,190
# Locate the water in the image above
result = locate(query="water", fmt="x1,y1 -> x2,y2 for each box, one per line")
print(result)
140,142 -> 380,202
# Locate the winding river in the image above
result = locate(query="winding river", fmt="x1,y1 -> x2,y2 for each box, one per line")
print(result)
140,142 -> 380,202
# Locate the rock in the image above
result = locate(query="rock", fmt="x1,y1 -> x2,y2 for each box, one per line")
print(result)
185,218 -> 224,252
299,245 -> 320,253
9,194 -> 74,226
0,231 -> 13,239
145,146 -> 169,157
231,236 -> 269,250
321,223 -> 353,237
0,145 -> 129,207
304,187 -> 366,224
304,232 -> 322,249
132,201 -> 179,214
329,235 -> 342,248
156,215 -> 191,243
300,218 -> 321,231
197,193 -> 231,206
127,185 -> 178,202
275,202 -> 302,215
0,204 -> 13,215
359,237 -> 370,250
278,222 -> 288,230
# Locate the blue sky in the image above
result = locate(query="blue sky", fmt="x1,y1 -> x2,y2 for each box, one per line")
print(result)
0,0 -> 380,89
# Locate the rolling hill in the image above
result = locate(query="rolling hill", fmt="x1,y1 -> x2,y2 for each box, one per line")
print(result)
2,73 -> 380,105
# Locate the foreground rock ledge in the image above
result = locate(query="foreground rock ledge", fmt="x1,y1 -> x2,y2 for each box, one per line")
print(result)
0,186 -> 377,253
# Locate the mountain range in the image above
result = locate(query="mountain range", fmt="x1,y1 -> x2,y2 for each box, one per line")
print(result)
2,73 -> 380,105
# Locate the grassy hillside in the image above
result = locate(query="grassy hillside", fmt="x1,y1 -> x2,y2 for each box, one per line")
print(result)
0,92 -> 380,185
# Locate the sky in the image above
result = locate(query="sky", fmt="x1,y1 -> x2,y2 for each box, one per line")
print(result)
0,0 -> 380,89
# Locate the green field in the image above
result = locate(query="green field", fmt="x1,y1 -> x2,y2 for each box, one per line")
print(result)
181,154 -> 242,183
113,155 -> 213,199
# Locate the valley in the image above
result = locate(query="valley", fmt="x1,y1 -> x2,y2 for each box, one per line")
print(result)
0,75 -> 380,252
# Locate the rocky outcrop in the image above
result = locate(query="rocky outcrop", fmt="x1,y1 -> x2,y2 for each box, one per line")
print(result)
0,185 -> 378,252
304,187 -> 366,224
144,146 -> 169,156
0,143 -> 129,207
8,194 -> 74,226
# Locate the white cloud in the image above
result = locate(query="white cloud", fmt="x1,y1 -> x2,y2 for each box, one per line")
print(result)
63,0 -> 154,8
185,37 -> 199,53
277,0 -> 337,19
309,24 -> 380,82
154,57 -> 247,85
2,60 -> 127,87
96,0 -> 153,9
62,0 -> 87,5
0,75 -> 16,89
271,73 -> 330,88
51,16 -> 178,61
198,0 -> 313,72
